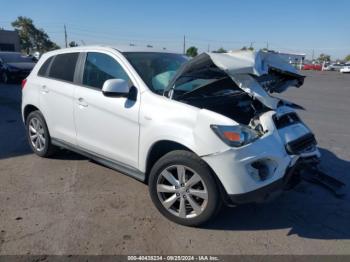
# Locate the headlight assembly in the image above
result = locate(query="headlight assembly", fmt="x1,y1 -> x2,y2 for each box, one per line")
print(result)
210,124 -> 260,147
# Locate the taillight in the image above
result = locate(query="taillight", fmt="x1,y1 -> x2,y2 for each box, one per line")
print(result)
21,79 -> 27,89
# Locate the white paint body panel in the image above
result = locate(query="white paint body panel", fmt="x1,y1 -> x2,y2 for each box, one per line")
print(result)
22,46 -> 320,196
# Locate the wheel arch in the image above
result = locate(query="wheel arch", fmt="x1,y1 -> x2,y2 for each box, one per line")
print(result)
144,140 -> 228,199
23,104 -> 40,124
144,140 -> 194,183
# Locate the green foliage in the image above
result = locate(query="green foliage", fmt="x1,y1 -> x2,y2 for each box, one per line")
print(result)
186,46 -> 198,57
241,46 -> 254,51
11,16 -> 59,54
69,41 -> 79,47
212,47 -> 227,53
317,53 -> 331,62
344,54 -> 350,62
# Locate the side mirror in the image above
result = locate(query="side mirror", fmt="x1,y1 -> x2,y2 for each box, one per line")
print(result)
102,79 -> 130,97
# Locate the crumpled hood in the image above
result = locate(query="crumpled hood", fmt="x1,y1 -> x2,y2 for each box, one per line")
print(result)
207,50 -> 301,76
165,50 -> 305,109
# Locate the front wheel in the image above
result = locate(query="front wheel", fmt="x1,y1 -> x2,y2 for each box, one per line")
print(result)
149,150 -> 221,226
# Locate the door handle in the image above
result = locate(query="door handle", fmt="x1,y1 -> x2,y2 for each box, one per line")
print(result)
77,97 -> 88,107
41,85 -> 49,94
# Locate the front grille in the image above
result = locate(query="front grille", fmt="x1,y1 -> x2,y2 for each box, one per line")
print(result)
285,133 -> 317,154
273,113 -> 300,129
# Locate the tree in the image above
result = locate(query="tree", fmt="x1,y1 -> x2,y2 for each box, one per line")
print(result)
11,16 -> 59,54
241,46 -> 254,51
213,47 -> 227,53
186,46 -> 198,57
317,53 -> 331,63
344,54 -> 350,62
69,41 -> 79,47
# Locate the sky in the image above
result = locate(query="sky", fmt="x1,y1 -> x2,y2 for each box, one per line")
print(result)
0,0 -> 349,59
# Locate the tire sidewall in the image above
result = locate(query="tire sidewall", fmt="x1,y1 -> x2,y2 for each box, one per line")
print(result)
26,111 -> 52,157
149,150 -> 221,226
1,71 -> 8,84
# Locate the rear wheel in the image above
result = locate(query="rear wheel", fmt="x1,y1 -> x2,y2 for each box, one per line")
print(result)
1,72 -> 8,83
26,111 -> 57,157
149,150 -> 221,226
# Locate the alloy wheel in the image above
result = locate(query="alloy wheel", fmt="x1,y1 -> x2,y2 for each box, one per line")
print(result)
28,117 -> 46,152
156,165 -> 208,219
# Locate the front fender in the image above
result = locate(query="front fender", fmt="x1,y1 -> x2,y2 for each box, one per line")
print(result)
138,92 -> 236,172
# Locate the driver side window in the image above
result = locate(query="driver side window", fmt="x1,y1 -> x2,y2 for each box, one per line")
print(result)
83,52 -> 130,89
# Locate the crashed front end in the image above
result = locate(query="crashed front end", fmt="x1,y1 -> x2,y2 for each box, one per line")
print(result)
166,50 -> 321,204
202,107 -> 320,204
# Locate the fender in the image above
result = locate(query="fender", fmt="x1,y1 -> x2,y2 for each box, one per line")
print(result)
138,92 -> 235,172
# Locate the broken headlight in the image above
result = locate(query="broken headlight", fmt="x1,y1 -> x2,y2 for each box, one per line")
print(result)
210,125 -> 260,147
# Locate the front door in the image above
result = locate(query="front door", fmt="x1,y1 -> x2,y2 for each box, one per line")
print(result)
74,51 -> 140,169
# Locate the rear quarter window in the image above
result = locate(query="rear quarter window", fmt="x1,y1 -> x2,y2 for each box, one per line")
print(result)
48,53 -> 79,82
37,56 -> 53,77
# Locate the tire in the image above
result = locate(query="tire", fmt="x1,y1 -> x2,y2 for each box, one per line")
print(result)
26,110 -> 57,157
149,150 -> 221,226
1,71 -> 8,84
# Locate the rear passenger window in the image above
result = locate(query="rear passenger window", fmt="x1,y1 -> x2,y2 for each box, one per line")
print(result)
83,52 -> 130,89
38,56 -> 53,77
48,53 -> 79,82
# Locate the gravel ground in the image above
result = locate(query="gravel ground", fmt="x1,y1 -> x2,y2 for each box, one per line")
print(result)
0,71 -> 349,255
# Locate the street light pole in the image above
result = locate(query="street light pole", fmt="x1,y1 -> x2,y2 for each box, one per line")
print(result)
64,24 -> 68,48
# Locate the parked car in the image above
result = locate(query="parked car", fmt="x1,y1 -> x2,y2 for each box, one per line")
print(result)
340,64 -> 350,73
21,46 -> 320,226
302,63 -> 322,70
0,52 -> 36,83
323,63 -> 344,71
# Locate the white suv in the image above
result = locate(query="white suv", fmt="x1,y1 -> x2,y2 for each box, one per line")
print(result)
22,46 -> 320,226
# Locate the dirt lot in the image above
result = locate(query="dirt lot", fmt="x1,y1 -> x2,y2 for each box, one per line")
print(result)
0,71 -> 349,255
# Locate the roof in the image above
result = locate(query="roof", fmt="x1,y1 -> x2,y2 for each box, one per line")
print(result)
45,45 -> 179,55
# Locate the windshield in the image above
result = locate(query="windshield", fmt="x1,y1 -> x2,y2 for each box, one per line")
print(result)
0,53 -> 35,63
123,52 -> 188,94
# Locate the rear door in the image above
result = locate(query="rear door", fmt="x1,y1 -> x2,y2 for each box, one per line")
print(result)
74,51 -> 140,169
39,52 -> 79,145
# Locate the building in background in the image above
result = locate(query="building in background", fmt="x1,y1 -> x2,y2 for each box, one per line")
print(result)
0,30 -> 20,52
274,51 -> 306,69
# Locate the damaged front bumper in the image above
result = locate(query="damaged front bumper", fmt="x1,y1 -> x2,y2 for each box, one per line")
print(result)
201,110 -> 321,205
226,157 -> 316,205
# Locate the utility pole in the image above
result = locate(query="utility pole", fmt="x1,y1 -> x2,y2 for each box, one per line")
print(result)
207,44 -> 210,52
266,41 -> 269,50
312,49 -> 314,61
183,35 -> 186,54
64,24 -> 68,48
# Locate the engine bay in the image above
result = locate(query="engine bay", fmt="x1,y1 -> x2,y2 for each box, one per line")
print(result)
175,77 -> 268,125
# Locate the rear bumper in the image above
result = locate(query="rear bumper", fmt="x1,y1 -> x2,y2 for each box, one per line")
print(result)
8,70 -> 31,81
